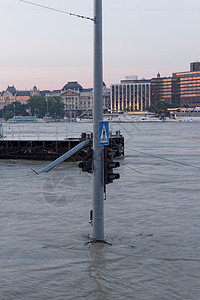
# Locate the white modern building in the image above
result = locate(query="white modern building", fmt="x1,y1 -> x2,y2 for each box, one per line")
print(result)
110,77 -> 151,112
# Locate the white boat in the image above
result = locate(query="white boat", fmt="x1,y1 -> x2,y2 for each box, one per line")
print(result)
103,113 -> 162,123
7,116 -> 46,123
76,117 -> 93,123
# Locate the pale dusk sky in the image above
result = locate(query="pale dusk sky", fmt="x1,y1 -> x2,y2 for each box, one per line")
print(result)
0,0 -> 200,91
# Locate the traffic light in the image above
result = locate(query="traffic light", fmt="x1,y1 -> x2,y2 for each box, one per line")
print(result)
78,147 -> 93,173
104,148 -> 120,184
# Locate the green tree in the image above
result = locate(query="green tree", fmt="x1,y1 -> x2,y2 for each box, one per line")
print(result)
13,102 -> 27,116
146,101 -> 178,115
1,102 -> 28,121
27,95 -> 64,119
27,95 -> 47,118
3,111 -> 13,121
46,96 -> 64,119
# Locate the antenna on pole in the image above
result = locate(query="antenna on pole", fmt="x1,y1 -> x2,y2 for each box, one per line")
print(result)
92,0 -> 104,241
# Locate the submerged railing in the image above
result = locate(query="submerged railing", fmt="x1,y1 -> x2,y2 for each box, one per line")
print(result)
0,123 -> 92,141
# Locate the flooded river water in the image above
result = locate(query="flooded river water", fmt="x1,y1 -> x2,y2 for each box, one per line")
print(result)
0,121 -> 200,299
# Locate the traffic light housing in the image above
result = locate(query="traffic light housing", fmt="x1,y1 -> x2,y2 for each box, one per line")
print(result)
78,147 -> 93,173
104,148 -> 120,184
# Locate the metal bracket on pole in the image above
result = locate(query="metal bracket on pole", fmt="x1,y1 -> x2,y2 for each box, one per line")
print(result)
32,139 -> 90,174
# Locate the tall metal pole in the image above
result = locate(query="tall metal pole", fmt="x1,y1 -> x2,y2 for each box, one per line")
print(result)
93,0 -> 104,241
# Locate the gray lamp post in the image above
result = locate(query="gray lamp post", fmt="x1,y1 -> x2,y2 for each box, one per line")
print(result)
92,0 -> 104,241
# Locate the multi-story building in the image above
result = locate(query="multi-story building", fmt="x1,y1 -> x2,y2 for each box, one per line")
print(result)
0,86 -> 17,108
2,62 -> 200,113
110,77 -> 151,112
151,62 -> 200,107
60,82 -> 91,115
0,85 -> 40,108
0,82 -> 110,116
172,62 -> 200,107
60,81 -> 110,117
151,74 -> 179,105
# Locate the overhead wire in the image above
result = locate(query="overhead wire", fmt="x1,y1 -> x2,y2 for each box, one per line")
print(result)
126,146 -> 200,170
120,161 -> 143,174
18,0 -> 95,21
77,104 -> 93,118
17,1 -> 95,121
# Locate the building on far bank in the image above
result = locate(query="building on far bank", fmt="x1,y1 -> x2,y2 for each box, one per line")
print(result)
110,77 -> 151,112
172,62 -> 200,107
151,62 -> 200,107
0,82 -> 110,117
190,62 -> 200,72
111,62 -> 200,112
0,85 -> 41,109
150,74 -> 179,105
0,86 -> 16,108
2,62 -> 200,114
60,81 -> 110,117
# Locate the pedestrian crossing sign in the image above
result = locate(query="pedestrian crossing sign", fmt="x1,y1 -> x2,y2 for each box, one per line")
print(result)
99,121 -> 109,146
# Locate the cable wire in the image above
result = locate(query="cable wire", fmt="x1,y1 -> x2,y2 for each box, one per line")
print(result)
127,146 -> 200,170
77,104 -> 93,118
18,0 -> 95,22
120,161 -> 143,174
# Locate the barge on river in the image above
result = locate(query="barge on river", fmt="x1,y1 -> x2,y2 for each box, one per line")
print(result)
0,131 -> 124,161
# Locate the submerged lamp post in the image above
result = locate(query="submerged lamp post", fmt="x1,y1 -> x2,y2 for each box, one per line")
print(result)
92,0 -> 104,241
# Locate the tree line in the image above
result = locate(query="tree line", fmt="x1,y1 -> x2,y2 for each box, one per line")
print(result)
0,97 -> 179,121
145,101 -> 179,117
122,101 -> 179,115
0,96 -> 64,121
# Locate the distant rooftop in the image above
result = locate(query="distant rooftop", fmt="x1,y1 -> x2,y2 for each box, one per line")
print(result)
40,90 -> 51,96
62,81 -> 83,91
125,75 -> 138,81
7,85 -> 17,95
52,90 -> 61,94
16,91 -> 30,96
82,88 -> 93,93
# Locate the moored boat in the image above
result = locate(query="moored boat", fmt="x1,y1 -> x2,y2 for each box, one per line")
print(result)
7,116 -> 46,123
